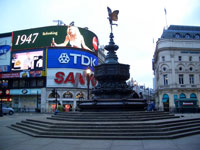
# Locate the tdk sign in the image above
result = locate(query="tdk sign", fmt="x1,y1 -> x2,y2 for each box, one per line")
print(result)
58,53 -> 70,63
48,48 -> 98,70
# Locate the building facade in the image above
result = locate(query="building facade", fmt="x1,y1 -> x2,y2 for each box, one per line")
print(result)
0,25 -> 106,113
153,25 -> 200,112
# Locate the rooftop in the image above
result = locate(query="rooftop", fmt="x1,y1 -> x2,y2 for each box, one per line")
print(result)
161,25 -> 200,39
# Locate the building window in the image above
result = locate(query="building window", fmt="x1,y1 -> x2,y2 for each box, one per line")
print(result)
163,67 -> 166,71
178,56 -> 182,61
189,74 -> 194,84
12,80 -> 19,88
37,79 -> 44,87
63,91 -> 73,98
162,56 -> 165,61
189,67 -> 193,71
199,75 -> 200,83
19,79 -> 26,88
179,74 -> 184,84
180,93 -> 186,99
185,34 -> 190,39
48,91 -> 60,98
199,56 -> 200,62
189,56 -> 192,61
175,33 -> 180,38
190,93 -> 197,99
1,80 -> 8,88
30,79 -> 37,87
163,74 -> 168,86
195,34 -> 200,39
179,67 -> 182,71
76,92 -> 84,99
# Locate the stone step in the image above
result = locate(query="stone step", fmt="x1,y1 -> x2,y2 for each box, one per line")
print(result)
22,118 -> 200,130
8,124 -> 200,139
26,117 -> 200,125
15,121 -> 200,133
53,113 -> 173,118
55,111 -> 170,116
8,111 -> 200,139
47,115 -> 179,122
51,114 -> 176,119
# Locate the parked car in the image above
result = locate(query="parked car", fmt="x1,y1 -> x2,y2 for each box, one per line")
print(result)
2,104 -> 14,115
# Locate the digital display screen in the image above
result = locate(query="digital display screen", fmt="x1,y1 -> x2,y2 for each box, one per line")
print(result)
0,36 -> 11,72
12,26 -> 99,55
11,50 -> 44,71
47,48 -> 98,71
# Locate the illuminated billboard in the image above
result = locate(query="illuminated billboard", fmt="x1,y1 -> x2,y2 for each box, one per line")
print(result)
12,26 -> 98,55
47,48 -> 98,71
0,36 -> 11,72
0,71 -> 45,78
47,68 -> 97,88
11,50 -> 44,71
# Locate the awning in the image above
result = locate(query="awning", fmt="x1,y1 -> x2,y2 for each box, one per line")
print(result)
175,98 -> 198,101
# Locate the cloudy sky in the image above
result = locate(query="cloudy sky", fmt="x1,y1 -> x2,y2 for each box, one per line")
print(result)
0,0 -> 200,88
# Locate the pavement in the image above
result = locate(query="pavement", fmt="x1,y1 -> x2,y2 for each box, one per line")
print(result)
1,113 -> 200,150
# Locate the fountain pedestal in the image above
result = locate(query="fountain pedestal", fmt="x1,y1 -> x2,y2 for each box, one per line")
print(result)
77,7 -> 147,111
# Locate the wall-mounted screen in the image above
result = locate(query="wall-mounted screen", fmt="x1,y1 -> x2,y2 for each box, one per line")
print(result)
12,26 -> 98,55
0,36 -> 11,72
47,48 -> 98,71
11,50 -> 44,71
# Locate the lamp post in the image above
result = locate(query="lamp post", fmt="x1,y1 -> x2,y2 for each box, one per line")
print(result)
0,88 -> 6,117
52,88 -> 57,111
86,68 -> 91,100
55,89 -> 57,110
0,89 -> 3,117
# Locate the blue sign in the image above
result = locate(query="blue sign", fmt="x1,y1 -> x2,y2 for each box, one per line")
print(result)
0,45 -> 10,56
47,48 -> 98,71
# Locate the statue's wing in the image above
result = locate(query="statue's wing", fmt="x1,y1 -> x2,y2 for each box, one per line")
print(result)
111,10 -> 119,21
107,7 -> 112,16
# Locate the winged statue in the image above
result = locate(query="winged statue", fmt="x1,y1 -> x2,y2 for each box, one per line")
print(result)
107,7 -> 119,33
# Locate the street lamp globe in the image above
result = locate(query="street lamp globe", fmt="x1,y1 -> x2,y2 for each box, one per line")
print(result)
86,68 -> 91,75
134,81 -> 138,86
86,68 -> 92,100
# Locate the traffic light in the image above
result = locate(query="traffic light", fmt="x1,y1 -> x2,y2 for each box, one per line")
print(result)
0,89 -> 10,96
5,89 -> 10,96
0,90 -> 3,96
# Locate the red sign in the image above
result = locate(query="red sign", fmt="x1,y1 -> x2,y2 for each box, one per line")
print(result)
54,71 -> 97,87
0,71 -> 43,78
0,72 -> 20,78
0,89 -> 9,95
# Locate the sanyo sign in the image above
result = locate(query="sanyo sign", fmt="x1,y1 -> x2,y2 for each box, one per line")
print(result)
47,48 -> 98,70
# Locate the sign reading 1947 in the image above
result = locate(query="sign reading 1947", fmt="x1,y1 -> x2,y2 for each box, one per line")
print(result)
15,33 -> 39,45
12,26 -> 98,56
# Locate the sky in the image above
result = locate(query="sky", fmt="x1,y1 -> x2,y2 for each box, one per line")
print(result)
0,0 -> 200,88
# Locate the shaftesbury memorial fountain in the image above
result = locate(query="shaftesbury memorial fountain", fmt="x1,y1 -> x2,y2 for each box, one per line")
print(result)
78,7 -> 146,111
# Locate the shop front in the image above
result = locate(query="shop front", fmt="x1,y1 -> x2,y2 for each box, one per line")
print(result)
46,88 -> 89,112
10,89 -> 41,112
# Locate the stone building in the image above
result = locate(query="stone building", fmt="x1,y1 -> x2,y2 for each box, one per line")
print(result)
152,25 -> 200,112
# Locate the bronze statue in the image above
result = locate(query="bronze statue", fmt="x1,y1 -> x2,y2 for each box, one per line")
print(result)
107,7 -> 119,33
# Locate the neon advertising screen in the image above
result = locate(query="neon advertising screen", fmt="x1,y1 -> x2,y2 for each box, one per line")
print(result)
12,26 -> 99,55
47,48 -> 98,71
11,50 -> 44,71
0,36 -> 11,72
